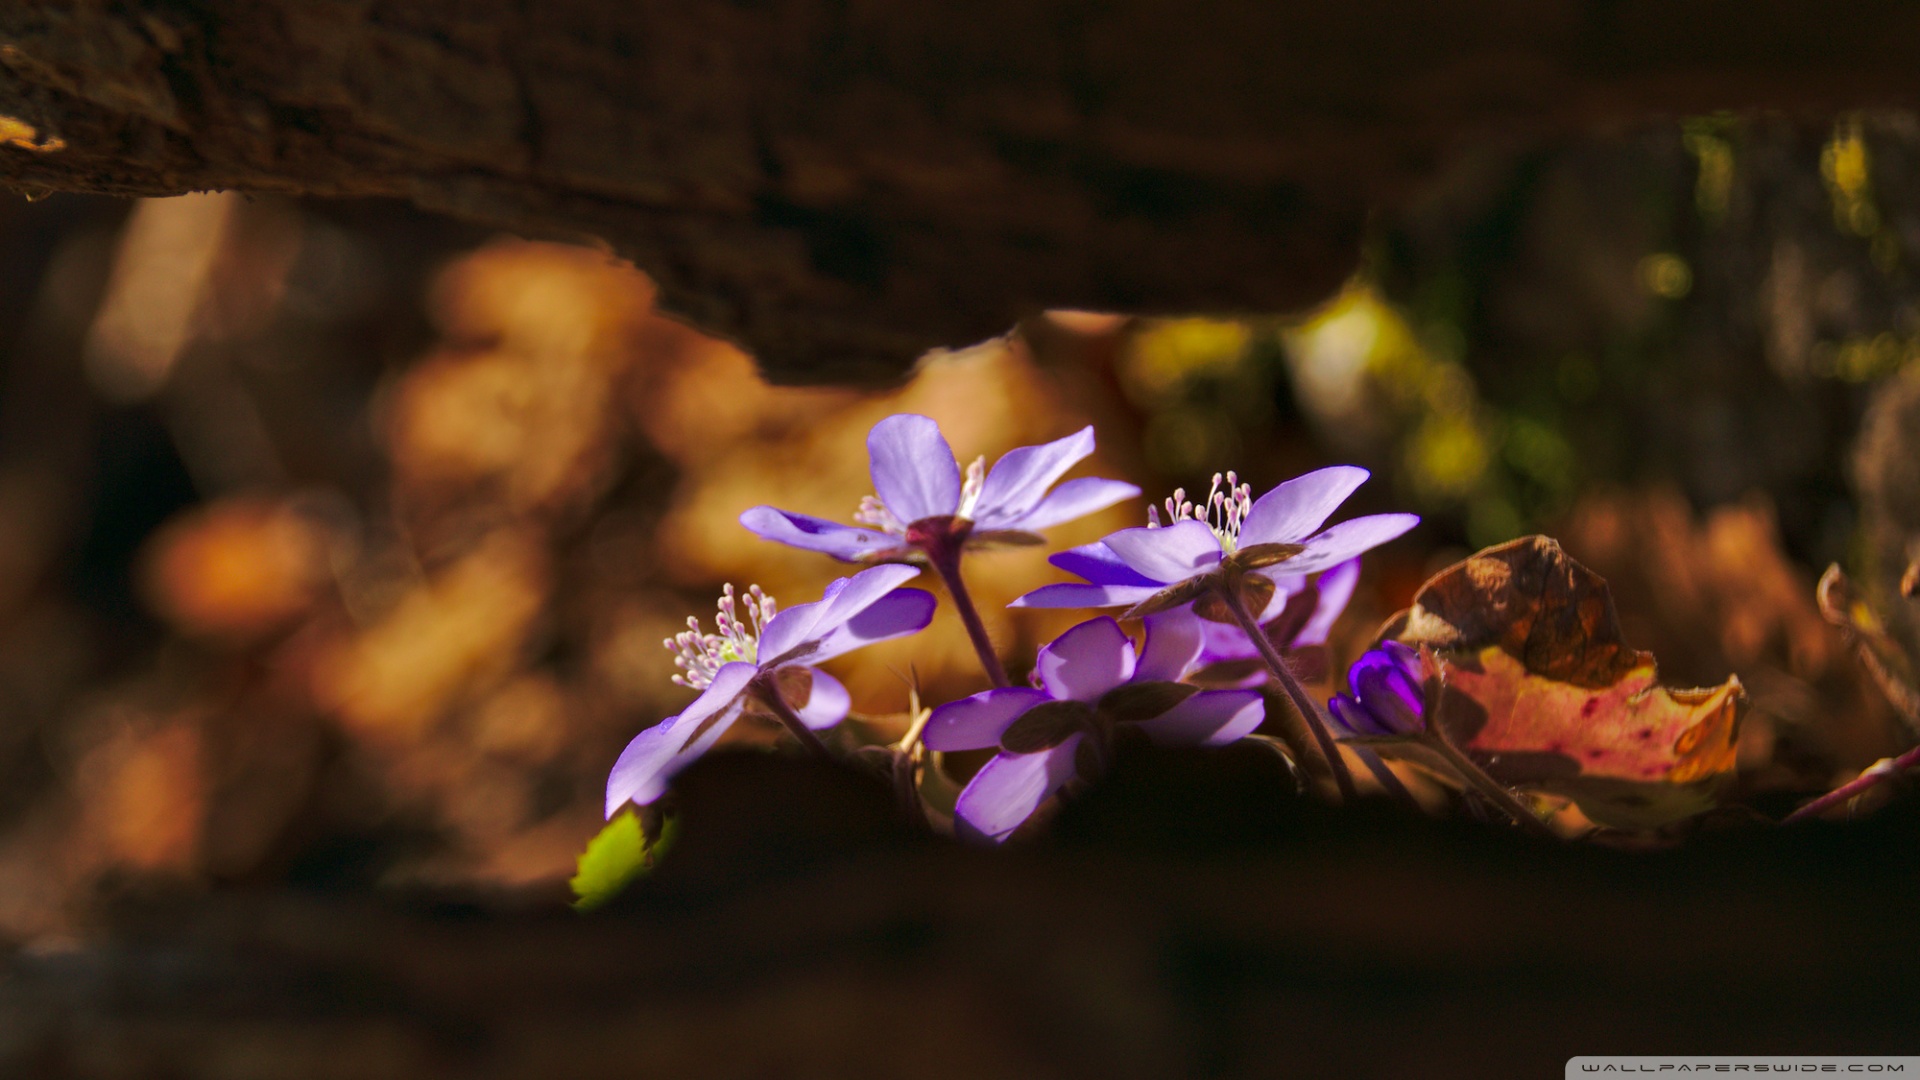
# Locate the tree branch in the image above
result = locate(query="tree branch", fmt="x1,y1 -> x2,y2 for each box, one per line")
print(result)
4,2 -> 1920,382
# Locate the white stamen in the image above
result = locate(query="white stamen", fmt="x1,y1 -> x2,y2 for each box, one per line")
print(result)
1151,470 -> 1253,551
855,454 -> 987,530
956,455 -> 987,519
853,495 -> 905,535
666,583 -> 777,689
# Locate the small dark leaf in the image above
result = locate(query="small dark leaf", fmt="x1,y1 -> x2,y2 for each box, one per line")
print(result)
1191,572 -> 1272,625
1185,657 -> 1264,688
1001,699 -> 1097,753
967,529 -> 1047,548
1098,680 -> 1200,724
1232,542 -> 1306,569
1121,577 -> 1213,621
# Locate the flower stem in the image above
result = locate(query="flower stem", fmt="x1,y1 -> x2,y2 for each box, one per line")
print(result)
1420,732 -> 1558,840
754,675 -> 836,761
1216,578 -> 1357,803
928,544 -> 1011,689
1784,741 -> 1920,823
892,749 -> 930,828
1353,745 -> 1422,810
897,703 -> 933,756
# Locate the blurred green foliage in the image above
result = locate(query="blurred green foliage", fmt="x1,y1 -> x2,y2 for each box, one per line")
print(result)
1111,114 -> 1920,565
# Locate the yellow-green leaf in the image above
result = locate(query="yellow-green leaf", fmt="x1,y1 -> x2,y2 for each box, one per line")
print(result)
570,810 -> 671,911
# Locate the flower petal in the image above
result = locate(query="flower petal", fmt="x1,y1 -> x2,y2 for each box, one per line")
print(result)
670,661 -> 758,734
809,587 -> 938,662
923,687 -> 1052,751
1351,649 -> 1420,709
1296,559 -> 1360,647
1034,617 -> 1136,701
1133,689 -> 1265,747
756,590 -> 836,663
1099,520 -> 1223,584
789,668 -> 851,730
817,562 -> 925,633
1134,609 -> 1205,682
1049,542 -> 1159,587
1003,476 -> 1141,532
954,736 -> 1083,843
605,662 -> 755,813
1119,578 -> 1214,621
1238,466 -> 1369,546
1008,582 -> 1163,609
738,506 -> 900,561
1197,616 -> 1258,662
1328,693 -> 1386,737
610,706 -> 743,815
1350,649 -> 1425,735
868,414 -> 961,524
1381,640 -> 1426,683
971,426 -> 1095,527
1280,513 -> 1421,575
606,724 -> 687,815
759,564 -> 922,662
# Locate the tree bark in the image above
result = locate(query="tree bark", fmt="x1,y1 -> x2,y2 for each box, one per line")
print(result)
4,2 -> 1920,382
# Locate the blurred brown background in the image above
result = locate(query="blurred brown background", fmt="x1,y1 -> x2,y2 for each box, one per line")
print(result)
0,113 -> 1918,944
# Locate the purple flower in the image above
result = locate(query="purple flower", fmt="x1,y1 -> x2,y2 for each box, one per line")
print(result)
1187,557 -> 1361,685
1327,641 -> 1429,738
605,564 -> 936,815
921,615 -> 1265,842
739,414 -> 1140,562
1012,467 -> 1416,619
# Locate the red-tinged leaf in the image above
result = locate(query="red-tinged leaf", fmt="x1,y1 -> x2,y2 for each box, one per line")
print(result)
1381,536 -> 1747,829
1436,647 -> 1742,827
